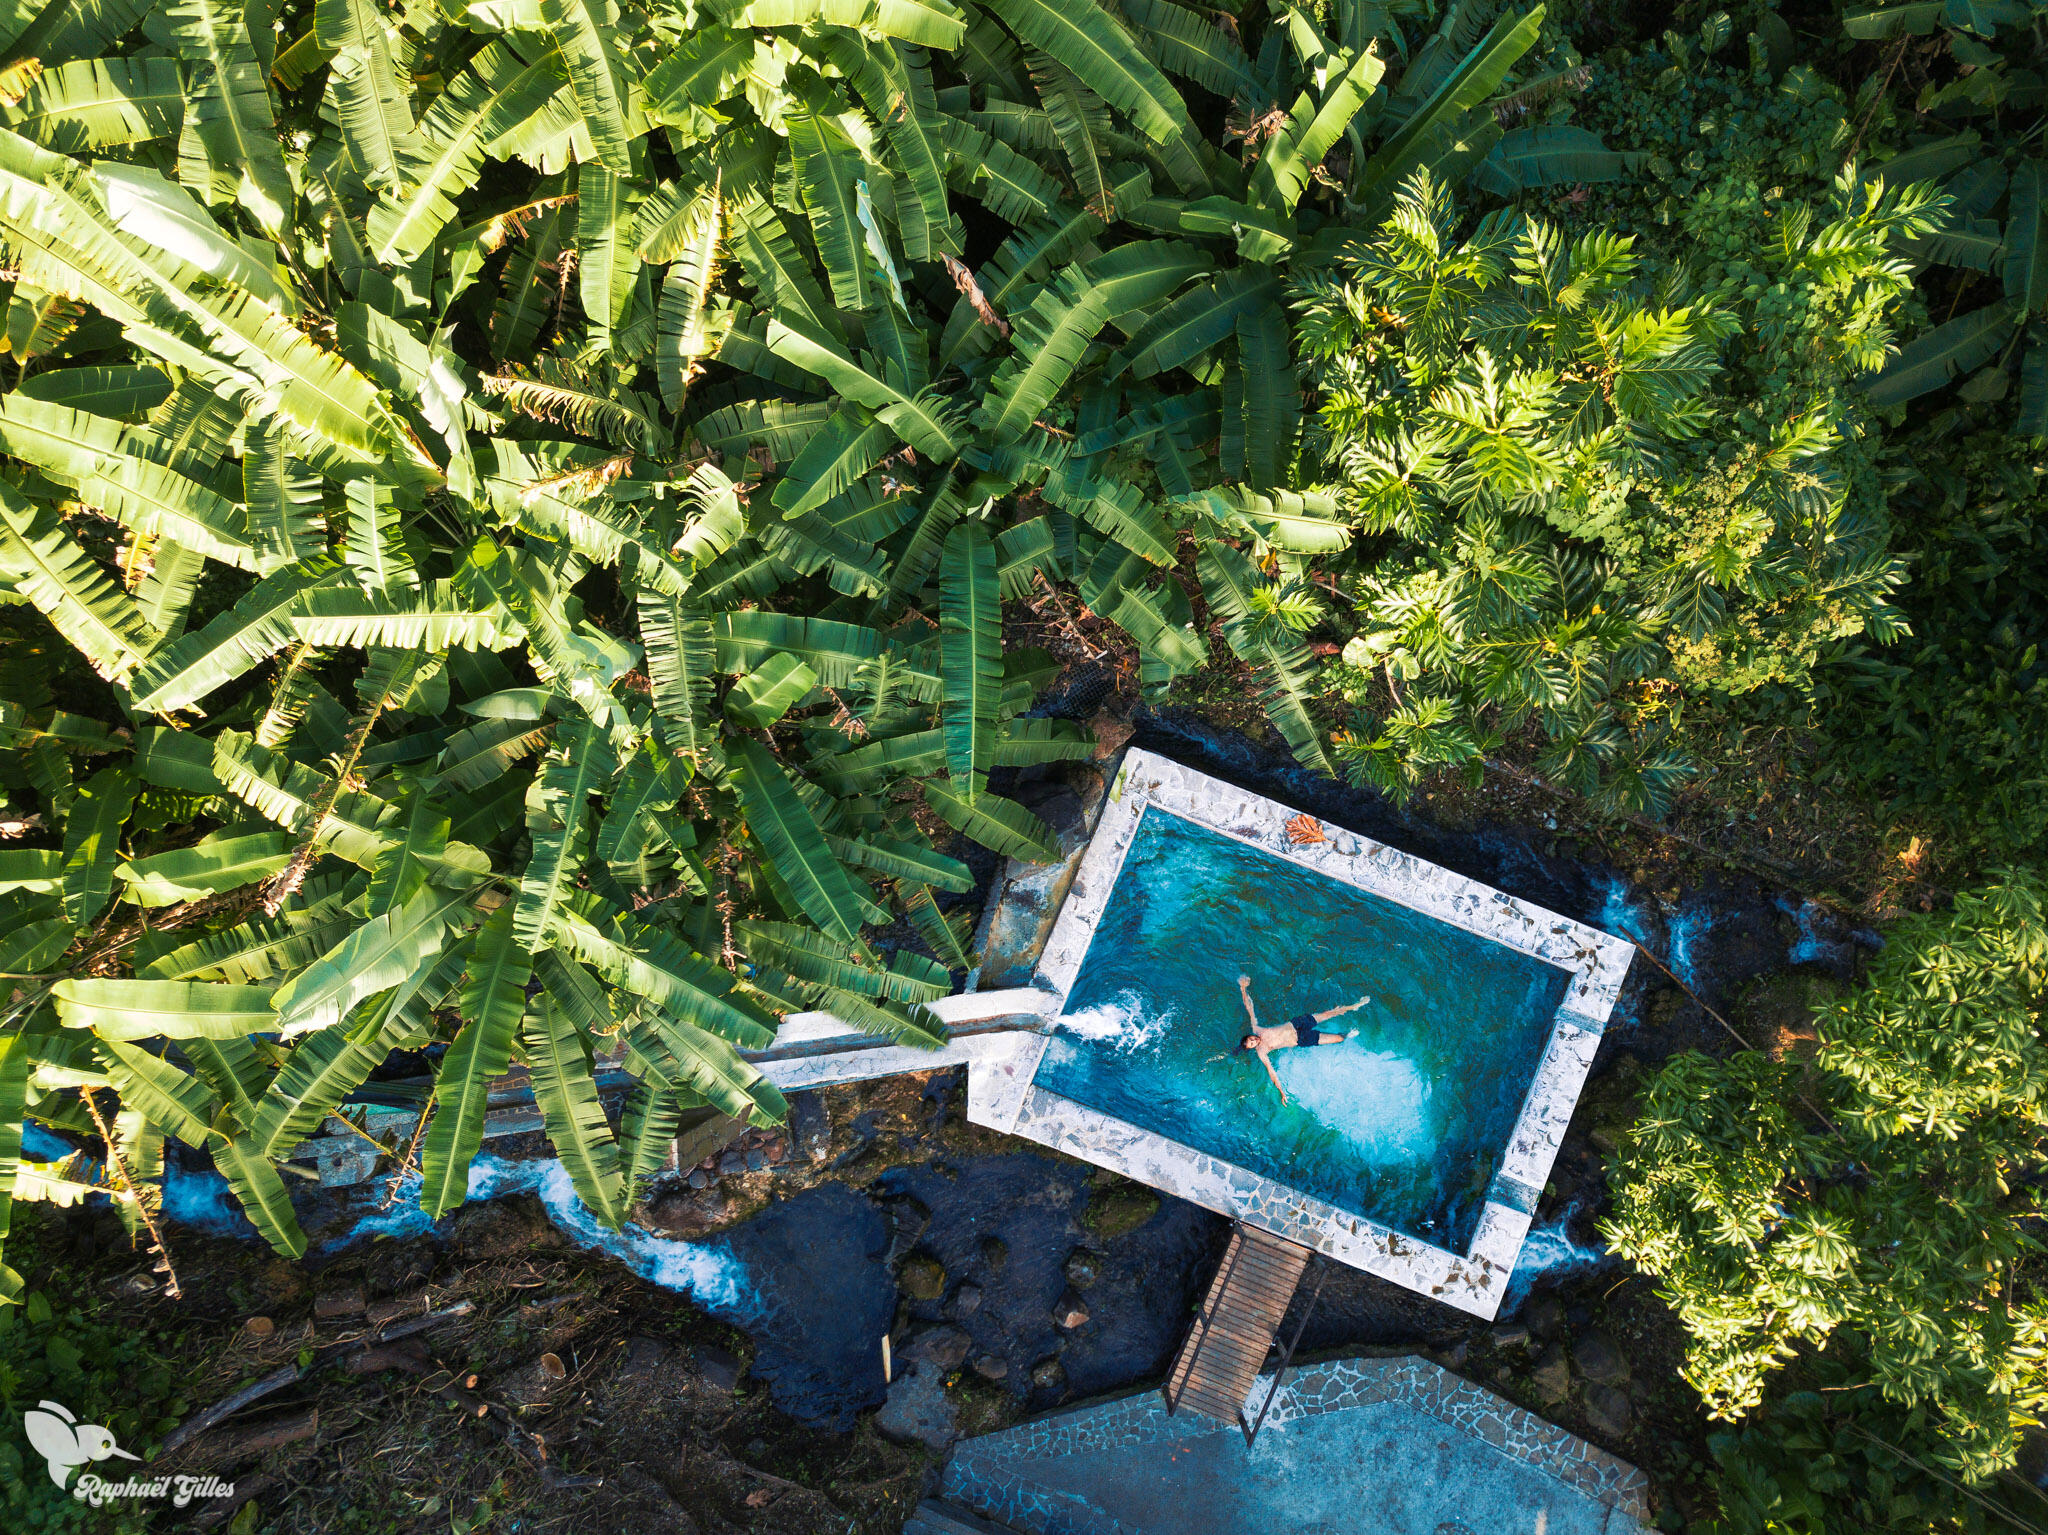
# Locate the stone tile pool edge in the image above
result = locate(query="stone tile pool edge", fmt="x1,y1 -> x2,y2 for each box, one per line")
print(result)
1017,748 -> 1635,1320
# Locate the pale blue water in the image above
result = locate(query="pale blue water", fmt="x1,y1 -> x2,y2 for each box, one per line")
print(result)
1035,809 -> 1567,1253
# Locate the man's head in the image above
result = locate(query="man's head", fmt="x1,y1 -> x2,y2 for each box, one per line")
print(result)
1237,1034 -> 1258,1053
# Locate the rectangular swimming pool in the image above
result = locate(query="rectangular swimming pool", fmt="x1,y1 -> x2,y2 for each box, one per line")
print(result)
1034,808 -> 1569,1254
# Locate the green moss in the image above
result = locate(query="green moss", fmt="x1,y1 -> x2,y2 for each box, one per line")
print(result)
1080,1177 -> 1160,1239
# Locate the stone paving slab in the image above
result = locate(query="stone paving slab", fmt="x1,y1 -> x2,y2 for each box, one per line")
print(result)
941,1355 -> 1652,1535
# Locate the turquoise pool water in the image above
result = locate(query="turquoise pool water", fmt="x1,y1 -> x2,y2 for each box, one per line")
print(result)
1035,809 -> 1567,1253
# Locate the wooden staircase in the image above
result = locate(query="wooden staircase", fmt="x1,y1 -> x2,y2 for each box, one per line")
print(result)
1164,1224 -> 1313,1428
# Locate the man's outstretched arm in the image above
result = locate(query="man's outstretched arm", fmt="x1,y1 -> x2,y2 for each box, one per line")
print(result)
1260,1051 -> 1288,1105
1238,974 -> 1260,1029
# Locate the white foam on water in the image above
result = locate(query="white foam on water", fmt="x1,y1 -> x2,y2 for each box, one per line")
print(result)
1055,988 -> 1181,1056
468,1154 -> 756,1316
1503,1200 -> 1609,1310
1277,1045 -> 1434,1160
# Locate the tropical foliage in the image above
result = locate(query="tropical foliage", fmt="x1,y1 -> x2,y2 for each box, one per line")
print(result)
1296,159 -> 1933,815
0,0 -> 1628,1295
1605,870 -> 2048,1483
1812,424 -> 2048,862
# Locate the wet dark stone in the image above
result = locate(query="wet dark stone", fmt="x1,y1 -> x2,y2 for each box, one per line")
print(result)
1064,1250 -> 1100,1289
615,1335 -> 669,1382
971,1354 -> 1008,1380
1574,1329 -> 1629,1386
948,1283 -> 983,1318
906,1324 -> 972,1371
875,1152 -> 1222,1400
1524,1293 -> 1564,1340
874,1359 -> 957,1450
1583,1381 -> 1633,1439
786,1097 -> 827,1162
716,1184 -> 891,1430
694,1345 -> 743,1393
1530,1345 -> 1570,1404
642,1189 -> 729,1239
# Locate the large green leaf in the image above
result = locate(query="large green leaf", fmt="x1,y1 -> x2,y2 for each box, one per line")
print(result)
59,767 -> 135,930
315,0 -> 418,196
0,1027 -> 37,1299
210,1116 -> 308,1256
730,739 -> 879,942
270,884 -> 469,1037
115,831 -> 291,907
523,999 -> 625,1226
979,0 -> 1193,148
1248,45 -> 1386,215
97,1038 -> 218,1146
1867,304 -> 2016,406
1356,6 -> 1546,209
551,901 -> 778,1046
367,46 -> 564,261
245,997 -> 415,1157
921,777 -> 1061,861
2005,161 -> 2048,316
513,717 -> 618,951
2,57 -> 183,152
51,978 -> 279,1040
130,559 -> 346,713
169,0 -> 296,238
632,1012 -> 786,1124
0,486 -> 159,683
938,520 -> 1002,790
420,907 -> 526,1217
538,0 -> 636,175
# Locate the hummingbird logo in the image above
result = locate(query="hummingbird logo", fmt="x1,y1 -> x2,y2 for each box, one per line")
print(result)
22,1400 -> 141,1488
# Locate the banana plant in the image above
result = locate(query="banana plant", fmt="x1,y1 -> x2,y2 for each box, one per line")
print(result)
0,0 -> 1572,1292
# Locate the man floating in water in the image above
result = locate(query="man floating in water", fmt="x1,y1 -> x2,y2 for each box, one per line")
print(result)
1235,975 -> 1370,1106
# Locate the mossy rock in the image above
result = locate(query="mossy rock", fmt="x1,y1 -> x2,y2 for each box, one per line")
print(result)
899,1252 -> 947,1301
1080,1178 -> 1159,1238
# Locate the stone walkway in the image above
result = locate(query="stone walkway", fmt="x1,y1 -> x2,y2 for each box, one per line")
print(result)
939,1355 -> 1653,1535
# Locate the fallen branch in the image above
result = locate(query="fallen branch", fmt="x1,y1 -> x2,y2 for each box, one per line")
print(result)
161,1365 -> 302,1456
371,1299 -> 475,1342
164,1301 -> 477,1453
180,1406 -> 319,1464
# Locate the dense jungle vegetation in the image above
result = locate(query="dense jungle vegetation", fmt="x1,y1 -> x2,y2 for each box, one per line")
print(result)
0,0 -> 2043,1528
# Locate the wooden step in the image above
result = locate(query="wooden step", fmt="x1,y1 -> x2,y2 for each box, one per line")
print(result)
1163,1225 -> 1312,1426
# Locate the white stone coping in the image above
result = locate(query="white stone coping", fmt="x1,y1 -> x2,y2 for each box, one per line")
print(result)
750,988 -> 1053,1062
1019,747 -> 1632,1318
